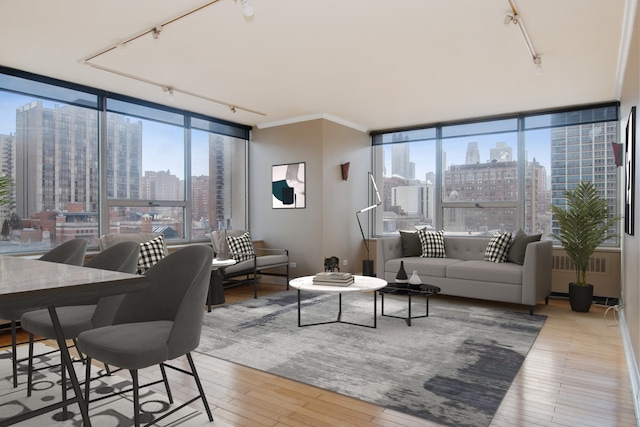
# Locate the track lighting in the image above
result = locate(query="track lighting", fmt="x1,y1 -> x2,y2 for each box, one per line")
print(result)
163,86 -> 174,102
152,25 -> 163,40
504,0 -> 542,75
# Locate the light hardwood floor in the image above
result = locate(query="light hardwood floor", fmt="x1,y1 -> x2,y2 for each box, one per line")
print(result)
1,283 -> 637,427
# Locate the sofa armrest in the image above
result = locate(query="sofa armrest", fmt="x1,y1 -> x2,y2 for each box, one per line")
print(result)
521,240 -> 552,306
375,236 -> 404,278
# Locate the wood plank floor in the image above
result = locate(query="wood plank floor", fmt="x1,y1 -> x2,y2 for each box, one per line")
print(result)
1,283 -> 637,426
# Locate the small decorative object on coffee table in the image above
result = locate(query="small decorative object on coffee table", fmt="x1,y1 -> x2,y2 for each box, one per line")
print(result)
396,260 -> 408,284
378,283 -> 440,326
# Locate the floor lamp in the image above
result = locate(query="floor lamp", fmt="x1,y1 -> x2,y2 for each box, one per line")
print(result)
356,172 -> 381,276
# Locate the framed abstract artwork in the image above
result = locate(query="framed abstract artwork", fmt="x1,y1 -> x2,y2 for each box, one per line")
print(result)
625,106 -> 636,235
272,162 -> 306,209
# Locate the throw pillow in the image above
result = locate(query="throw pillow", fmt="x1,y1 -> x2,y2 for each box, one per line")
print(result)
399,231 -> 422,257
137,235 -> 166,274
227,231 -> 255,262
507,229 -> 542,265
484,232 -> 513,263
418,229 -> 446,258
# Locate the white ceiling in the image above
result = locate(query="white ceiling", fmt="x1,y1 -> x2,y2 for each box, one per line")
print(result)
0,0 -> 630,132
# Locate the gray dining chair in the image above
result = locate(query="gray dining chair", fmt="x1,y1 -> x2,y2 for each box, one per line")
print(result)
0,238 -> 88,388
20,240 -> 140,409
77,245 -> 214,427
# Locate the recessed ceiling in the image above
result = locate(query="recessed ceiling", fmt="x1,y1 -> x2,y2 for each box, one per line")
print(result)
0,0 -> 628,132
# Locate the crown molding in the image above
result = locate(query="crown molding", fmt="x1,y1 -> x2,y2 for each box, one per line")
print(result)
256,113 -> 368,133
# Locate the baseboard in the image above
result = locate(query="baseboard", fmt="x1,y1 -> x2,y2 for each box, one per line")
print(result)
256,275 -> 288,287
619,309 -> 640,426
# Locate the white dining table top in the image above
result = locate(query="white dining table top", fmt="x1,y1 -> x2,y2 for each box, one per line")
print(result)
0,255 -> 149,312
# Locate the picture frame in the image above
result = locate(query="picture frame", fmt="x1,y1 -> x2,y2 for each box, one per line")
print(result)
272,162 -> 306,209
625,106 -> 635,235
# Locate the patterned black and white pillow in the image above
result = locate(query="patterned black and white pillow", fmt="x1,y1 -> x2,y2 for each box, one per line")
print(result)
137,235 -> 166,274
227,232 -> 255,262
484,232 -> 513,263
417,229 -> 446,258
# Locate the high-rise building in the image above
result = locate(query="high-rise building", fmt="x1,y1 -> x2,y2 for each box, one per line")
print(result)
141,170 -> 181,201
490,142 -> 513,162
465,142 -> 480,164
0,133 -> 15,222
550,119 -> 618,238
391,135 -> 415,180
15,101 -> 101,216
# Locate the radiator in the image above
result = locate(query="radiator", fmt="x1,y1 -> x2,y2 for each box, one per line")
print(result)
551,248 -> 621,298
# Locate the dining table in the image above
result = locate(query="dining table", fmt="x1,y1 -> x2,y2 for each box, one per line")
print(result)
0,255 -> 150,427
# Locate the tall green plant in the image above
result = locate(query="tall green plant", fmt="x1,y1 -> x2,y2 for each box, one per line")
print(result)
550,181 -> 620,286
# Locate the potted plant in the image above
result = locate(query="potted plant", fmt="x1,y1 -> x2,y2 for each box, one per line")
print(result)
550,181 -> 620,312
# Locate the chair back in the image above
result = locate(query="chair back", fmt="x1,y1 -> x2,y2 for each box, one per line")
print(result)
39,238 -> 88,265
84,241 -> 140,273
210,229 -> 248,258
86,241 -> 142,328
112,245 -> 214,358
99,232 -> 168,256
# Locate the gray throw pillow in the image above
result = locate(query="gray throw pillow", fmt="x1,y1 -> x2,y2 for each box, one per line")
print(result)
399,231 -> 422,257
507,229 -> 542,265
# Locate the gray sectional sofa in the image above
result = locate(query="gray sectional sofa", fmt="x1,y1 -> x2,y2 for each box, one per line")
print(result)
375,234 -> 552,314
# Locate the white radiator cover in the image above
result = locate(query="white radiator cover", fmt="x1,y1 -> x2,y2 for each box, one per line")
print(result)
551,247 -> 621,298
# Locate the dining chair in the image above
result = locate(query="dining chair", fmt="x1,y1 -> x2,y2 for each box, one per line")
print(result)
77,245 -> 214,427
20,240 -> 140,408
0,238 -> 88,388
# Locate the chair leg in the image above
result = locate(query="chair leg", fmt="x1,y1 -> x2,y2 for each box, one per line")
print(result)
26,333 -> 34,396
159,363 -> 173,403
72,338 -> 86,364
186,352 -> 213,422
84,356 -> 92,411
131,369 -> 140,427
10,320 -> 17,388
61,353 -> 68,420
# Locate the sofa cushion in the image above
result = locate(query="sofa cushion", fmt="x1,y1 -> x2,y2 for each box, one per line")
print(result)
507,229 -> 542,265
418,229 -> 446,258
227,232 -> 255,262
484,232 -> 512,263
446,260 -> 523,284
399,231 -> 422,257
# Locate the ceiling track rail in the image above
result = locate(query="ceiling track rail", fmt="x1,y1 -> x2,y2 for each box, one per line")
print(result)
80,0 -> 266,116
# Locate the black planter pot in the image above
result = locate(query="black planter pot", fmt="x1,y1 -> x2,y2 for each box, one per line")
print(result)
569,283 -> 593,312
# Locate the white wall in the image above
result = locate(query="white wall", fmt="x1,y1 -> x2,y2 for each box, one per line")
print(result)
250,118 -> 370,278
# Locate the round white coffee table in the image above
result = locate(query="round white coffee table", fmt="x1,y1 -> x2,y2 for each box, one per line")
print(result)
289,275 -> 387,328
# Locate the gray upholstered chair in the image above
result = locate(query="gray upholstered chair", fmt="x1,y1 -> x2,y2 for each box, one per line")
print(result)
20,241 -> 140,402
210,230 -> 289,299
0,238 -> 88,388
99,232 -> 168,255
77,245 -> 214,427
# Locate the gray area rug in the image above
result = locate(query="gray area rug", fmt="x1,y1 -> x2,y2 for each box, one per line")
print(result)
0,343 -> 224,427
198,290 -> 546,427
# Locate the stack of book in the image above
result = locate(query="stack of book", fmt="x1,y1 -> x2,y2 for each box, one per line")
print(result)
312,272 -> 354,286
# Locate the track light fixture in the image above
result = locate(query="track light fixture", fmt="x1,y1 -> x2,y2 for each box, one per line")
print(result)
152,25 -> 163,40
82,0 -> 265,116
240,0 -> 254,18
504,0 -> 542,76
163,86 -> 174,102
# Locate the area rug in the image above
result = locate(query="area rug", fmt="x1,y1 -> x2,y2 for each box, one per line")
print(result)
0,343 -> 225,427
198,290 -> 547,427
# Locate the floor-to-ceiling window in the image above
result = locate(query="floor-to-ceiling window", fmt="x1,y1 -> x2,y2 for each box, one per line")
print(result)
372,103 -> 620,246
0,67 -> 249,254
